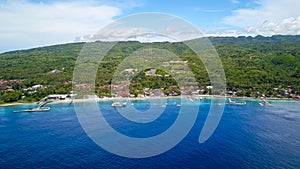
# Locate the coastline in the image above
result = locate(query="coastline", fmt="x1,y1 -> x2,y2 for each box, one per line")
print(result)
0,102 -> 38,107
1,95 -> 299,107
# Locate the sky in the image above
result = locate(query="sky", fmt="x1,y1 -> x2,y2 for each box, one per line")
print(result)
0,0 -> 299,52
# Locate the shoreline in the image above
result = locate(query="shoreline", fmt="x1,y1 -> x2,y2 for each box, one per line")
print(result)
0,95 -> 299,107
0,102 -> 38,107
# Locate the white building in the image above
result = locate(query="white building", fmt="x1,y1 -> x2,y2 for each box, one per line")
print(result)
206,86 -> 213,89
47,94 -> 68,100
32,84 -> 44,90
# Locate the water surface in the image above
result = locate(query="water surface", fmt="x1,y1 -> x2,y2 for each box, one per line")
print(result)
0,99 -> 299,168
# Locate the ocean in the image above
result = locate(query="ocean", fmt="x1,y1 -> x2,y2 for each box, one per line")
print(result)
0,98 -> 299,169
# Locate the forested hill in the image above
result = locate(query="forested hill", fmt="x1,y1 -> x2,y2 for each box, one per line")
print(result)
209,35 -> 300,43
0,35 -> 299,102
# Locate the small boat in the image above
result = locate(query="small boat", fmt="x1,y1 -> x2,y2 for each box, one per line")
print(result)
228,98 -> 246,105
13,107 -> 51,113
188,96 -> 194,102
259,99 -> 272,107
112,102 -> 127,107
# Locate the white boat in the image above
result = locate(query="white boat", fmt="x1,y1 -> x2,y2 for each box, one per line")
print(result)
112,102 -> 127,107
13,107 -> 51,113
188,96 -> 194,102
228,98 -> 246,105
259,99 -> 272,107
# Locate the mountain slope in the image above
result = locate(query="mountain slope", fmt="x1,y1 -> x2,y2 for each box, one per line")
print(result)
0,35 -> 299,102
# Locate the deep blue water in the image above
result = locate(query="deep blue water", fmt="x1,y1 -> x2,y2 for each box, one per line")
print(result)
0,98 -> 299,169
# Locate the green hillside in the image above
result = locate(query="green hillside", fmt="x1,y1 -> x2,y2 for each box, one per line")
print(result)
0,35 -> 299,103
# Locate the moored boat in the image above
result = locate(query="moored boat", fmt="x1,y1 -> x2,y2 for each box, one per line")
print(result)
112,102 -> 127,107
259,99 -> 272,107
228,98 -> 246,105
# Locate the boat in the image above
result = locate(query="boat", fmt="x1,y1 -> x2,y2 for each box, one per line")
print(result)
228,98 -> 246,105
188,96 -> 194,102
112,102 -> 127,107
259,99 -> 272,107
13,107 -> 51,113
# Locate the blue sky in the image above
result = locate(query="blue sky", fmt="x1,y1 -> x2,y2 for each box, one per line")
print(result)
0,0 -> 299,52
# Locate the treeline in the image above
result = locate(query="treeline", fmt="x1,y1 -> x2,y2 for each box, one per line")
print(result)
0,35 -> 299,103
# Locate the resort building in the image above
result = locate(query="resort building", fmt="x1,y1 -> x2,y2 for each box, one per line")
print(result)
47,94 -> 69,100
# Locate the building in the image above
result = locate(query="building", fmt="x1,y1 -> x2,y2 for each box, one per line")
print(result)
6,88 -> 14,92
169,60 -> 188,64
206,86 -> 213,89
32,84 -> 44,90
48,69 -> 61,74
123,69 -> 138,74
145,68 -> 157,76
162,62 -> 170,67
47,94 -> 69,100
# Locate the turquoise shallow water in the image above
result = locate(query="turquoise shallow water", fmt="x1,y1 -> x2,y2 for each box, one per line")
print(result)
0,98 -> 299,168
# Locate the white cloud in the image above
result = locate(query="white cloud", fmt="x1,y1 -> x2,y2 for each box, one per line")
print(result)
87,13 -> 205,42
92,27 -> 201,42
0,1 -> 122,52
245,16 -> 300,36
231,0 -> 240,4
223,0 -> 300,36
204,30 -> 240,37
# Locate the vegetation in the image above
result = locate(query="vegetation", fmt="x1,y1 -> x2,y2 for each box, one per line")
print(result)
0,35 -> 299,103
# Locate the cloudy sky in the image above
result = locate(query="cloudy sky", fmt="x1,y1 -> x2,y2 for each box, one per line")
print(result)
0,0 -> 299,52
